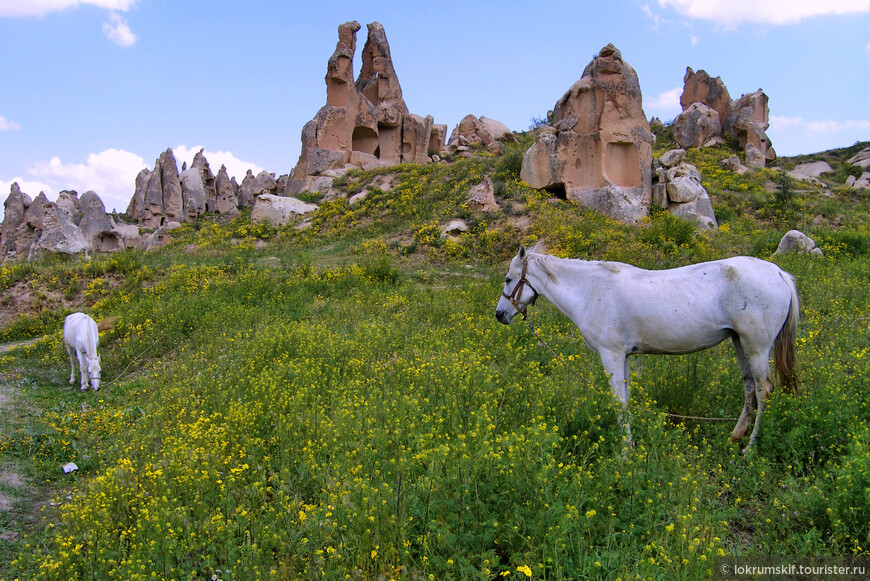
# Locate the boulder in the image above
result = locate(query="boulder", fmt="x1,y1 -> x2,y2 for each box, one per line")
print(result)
479,117 -> 517,143
79,191 -> 125,253
33,203 -> 91,258
448,114 -> 497,151
129,148 -> 184,226
441,218 -> 467,239
664,163 -> 717,229
850,171 -> 870,189
143,221 -> 182,251
721,155 -> 750,174
466,176 -> 498,213
251,194 -> 318,227
659,148 -> 686,168
672,103 -> 721,149
520,44 -> 655,223
775,230 -> 823,256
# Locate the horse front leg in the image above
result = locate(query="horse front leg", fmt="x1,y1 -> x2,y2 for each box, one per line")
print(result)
600,350 -> 632,447
67,345 -> 77,385
76,350 -> 89,391
729,336 -> 757,442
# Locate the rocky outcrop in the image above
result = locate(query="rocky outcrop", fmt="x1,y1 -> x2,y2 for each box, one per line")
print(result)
848,147 -> 870,169
847,172 -> 870,189
520,44 -> 655,223
286,21 -> 444,195
787,161 -> 833,187
674,68 -> 775,167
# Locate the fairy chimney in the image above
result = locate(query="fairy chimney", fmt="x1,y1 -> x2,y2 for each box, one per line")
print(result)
520,44 -> 655,223
286,21 -> 442,195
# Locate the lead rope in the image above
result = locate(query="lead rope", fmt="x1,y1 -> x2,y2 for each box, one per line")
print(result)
523,313 -> 739,423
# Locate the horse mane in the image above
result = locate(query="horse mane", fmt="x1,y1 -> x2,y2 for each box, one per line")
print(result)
524,241 -> 559,284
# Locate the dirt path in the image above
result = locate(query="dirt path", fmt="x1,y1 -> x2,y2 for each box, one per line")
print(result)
0,337 -> 43,354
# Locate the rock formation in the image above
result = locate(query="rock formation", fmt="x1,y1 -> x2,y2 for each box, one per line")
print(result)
179,149 -> 215,220
238,170 -> 280,208
286,21 -> 444,195
127,148 -> 184,227
674,68 -> 775,167
79,191 -> 125,253
447,115 -> 516,156
2,183 -> 135,261
652,149 -> 717,229
520,44 -> 655,223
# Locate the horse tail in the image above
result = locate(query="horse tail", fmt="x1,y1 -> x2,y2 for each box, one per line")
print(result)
774,270 -> 799,393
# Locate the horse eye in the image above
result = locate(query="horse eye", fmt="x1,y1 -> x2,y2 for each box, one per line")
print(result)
505,277 -> 512,284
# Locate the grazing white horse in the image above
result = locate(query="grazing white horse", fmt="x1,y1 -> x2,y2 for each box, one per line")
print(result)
495,242 -> 798,450
63,313 -> 101,391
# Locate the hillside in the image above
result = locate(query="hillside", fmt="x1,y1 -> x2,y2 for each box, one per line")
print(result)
1,138 -> 869,579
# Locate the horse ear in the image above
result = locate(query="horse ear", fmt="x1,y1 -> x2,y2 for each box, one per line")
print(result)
519,245 -> 527,259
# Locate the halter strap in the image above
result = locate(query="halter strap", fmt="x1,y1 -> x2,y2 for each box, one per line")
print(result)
502,258 -> 538,318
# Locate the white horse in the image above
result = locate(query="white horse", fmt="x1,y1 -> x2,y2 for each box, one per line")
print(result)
63,313 -> 101,391
495,242 -> 798,450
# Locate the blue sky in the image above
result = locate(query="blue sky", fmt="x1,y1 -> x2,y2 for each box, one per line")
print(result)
1,0 -> 869,216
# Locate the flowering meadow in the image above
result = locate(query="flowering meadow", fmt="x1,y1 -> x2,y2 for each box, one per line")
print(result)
1,138 -> 869,579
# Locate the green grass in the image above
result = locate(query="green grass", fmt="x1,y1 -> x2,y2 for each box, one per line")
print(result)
1,141 -> 869,579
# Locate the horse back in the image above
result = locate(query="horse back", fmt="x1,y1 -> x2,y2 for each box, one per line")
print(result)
63,313 -> 99,354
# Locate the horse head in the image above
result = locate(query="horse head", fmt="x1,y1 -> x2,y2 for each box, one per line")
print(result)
87,355 -> 101,390
495,244 -> 542,324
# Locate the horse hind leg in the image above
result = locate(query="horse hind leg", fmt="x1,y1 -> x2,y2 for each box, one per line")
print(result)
745,350 -> 775,450
600,350 -> 633,448
729,336 -> 757,442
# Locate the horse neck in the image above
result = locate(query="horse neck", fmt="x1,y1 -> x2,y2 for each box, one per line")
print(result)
527,255 -> 593,302
83,326 -> 97,359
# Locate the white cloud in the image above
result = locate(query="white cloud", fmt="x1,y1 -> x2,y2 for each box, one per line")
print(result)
0,0 -> 137,18
770,115 -> 805,129
0,114 -> 21,131
172,145 -> 265,182
657,0 -> 870,26
645,87 -> 683,113
27,148 -> 147,214
102,11 -> 136,46
806,119 -> 870,132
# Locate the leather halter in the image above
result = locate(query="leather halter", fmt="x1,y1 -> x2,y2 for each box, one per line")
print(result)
502,258 -> 538,318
